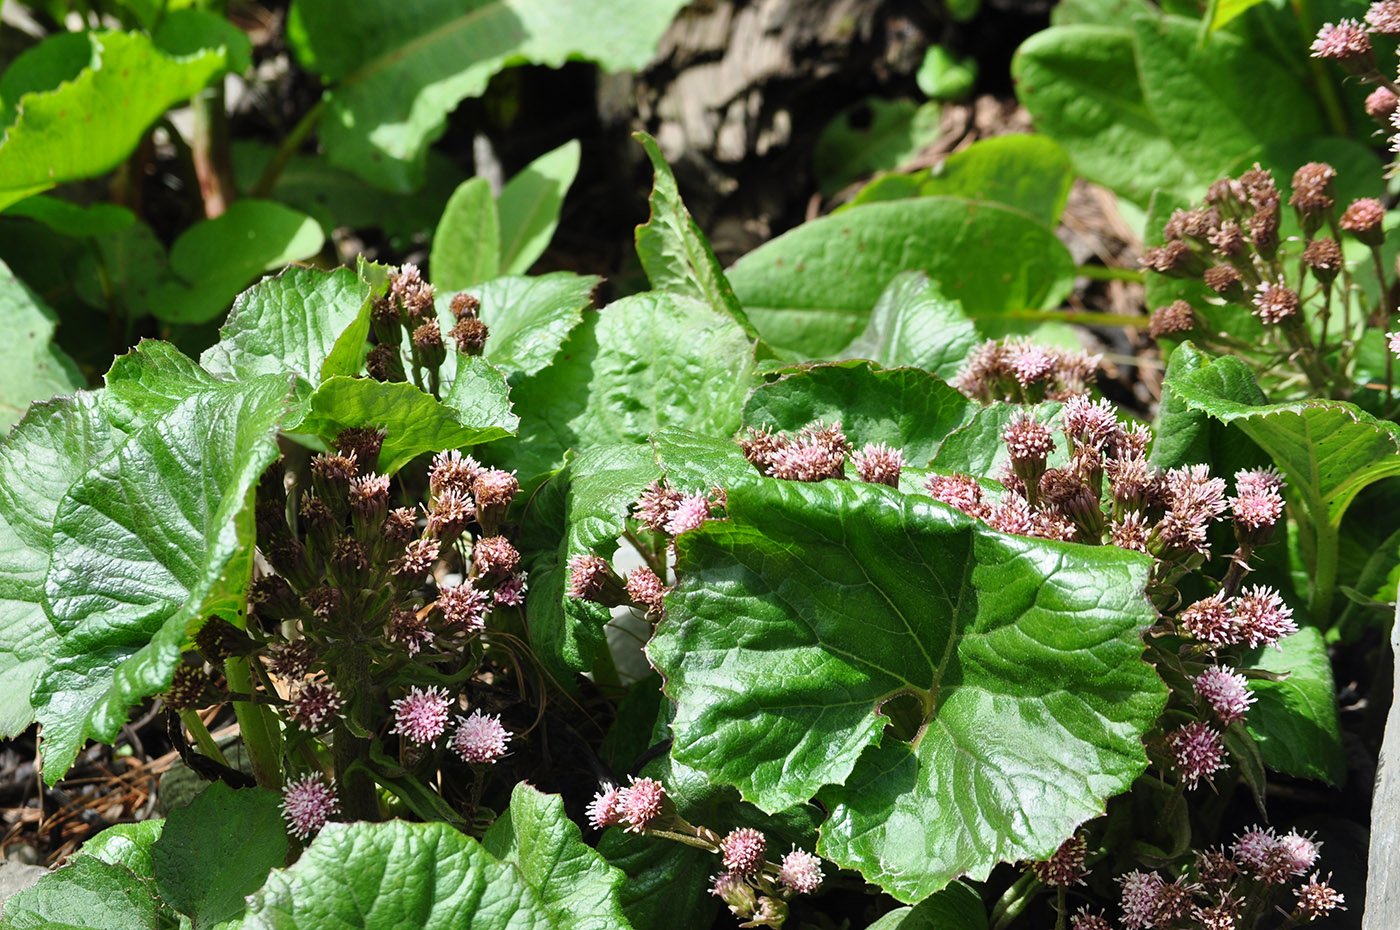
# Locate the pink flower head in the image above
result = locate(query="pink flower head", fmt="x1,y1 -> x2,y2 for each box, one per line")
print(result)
665,492 -> 712,535
1233,585 -> 1297,648
1030,835 -> 1087,887
852,442 -> 904,487
494,572 -> 529,607
1118,870 -> 1165,930
633,481 -> 682,532
1230,468 -> 1285,531
1368,0 -> 1400,33
1166,721 -> 1228,788
587,786 -> 626,829
471,468 -> 519,508
391,685 -> 452,746
451,710 -> 511,764
1233,826 -> 1279,870
473,535 -> 520,577
1179,593 -> 1243,648
429,449 -> 481,496
388,608 -> 433,657
1007,338 -> 1056,386
720,827 -> 767,875
619,776 -> 666,832
1277,830 -> 1322,876
626,566 -> 667,614
778,847 -> 824,894
1193,666 -> 1256,726
1311,19 -> 1372,61
1388,332 -> 1400,358
1294,872 -> 1345,918
1253,280 -> 1299,324
925,473 -> 988,518
567,553 -> 614,601
986,492 -> 1035,537
282,775 -> 339,839
1002,411 -> 1056,463
287,681 -> 344,731
437,583 -> 492,632
1070,907 -> 1113,930
1061,395 -> 1122,452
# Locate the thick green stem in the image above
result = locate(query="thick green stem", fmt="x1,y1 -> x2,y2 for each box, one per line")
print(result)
1309,517 -> 1340,625
989,871 -> 1039,930
332,723 -> 380,821
226,656 -> 283,789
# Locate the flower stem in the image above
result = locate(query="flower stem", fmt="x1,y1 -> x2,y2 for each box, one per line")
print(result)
226,656 -> 283,790
178,708 -> 230,767
250,98 -> 328,199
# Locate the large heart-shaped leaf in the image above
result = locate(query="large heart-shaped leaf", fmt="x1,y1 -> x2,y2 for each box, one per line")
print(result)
0,31 -> 227,210
742,360 -> 975,468
490,292 -> 757,484
1243,626 -> 1343,784
835,272 -> 979,382
648,479 -> 1165,902
726,197 -> 1075,355
0,257 -> 83,432
3,343 -> 306,781
287,0 -> 689,191
200,265 -> 373,388
243,787 -> 629,929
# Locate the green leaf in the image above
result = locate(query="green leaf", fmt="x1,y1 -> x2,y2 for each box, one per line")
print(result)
650,428 -> 757,493
0,393 -> 115,737
864,881 -> 988,930
481,783 -> 631,929
27,346 -> 304,781
837,272 -> 979,381
813,98 -> 942,196
1244,626 -> 1344,784
916,46 -> 976,101
158,200 -> 326,324
431,177 -> 500,291
201,265 -> 374,387
742,360 -> 975,467
71,220 -> 177,321
2,195 -> 134,236
633,132 -> 759,340
445,271 -> 599,381
244,796 -> 630,929
299,368 -> 517,476
0,31 -> 226,210
596,831 -> 719,930
0,855 -> 165,930
79,820 -> 165,884
1132,14 -> 1323,190
151,782 -> 287,928
491,292 -> 757,484
1013,24 -> 1196,206
726,197 -> 1075,356
649,480 -> 1166,901
498,140 -> 581,275
917,135 -> 1074,228
1167,351 -> 1400,529
0,257 -> 84,432
519,444 -> 659,684
153,8 -> 254,73
288,0 -> 690,191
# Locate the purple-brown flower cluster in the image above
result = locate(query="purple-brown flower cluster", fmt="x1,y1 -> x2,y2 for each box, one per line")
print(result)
367,264 -> 489,390
950,337 -> 1101,404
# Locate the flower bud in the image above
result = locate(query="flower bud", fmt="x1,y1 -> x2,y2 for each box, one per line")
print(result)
195,615 -> 254,663
336,428 -> 385,475
166,662 -> 214,710
471,468 -> 518,533
310,451 -> 358,516
366,343 -> 407,382
1340,197 -> 1385,246
450,291 -> 480,320
1289,162 -> 1336,236
1310,20 -> 1376,75
1148,300 -> 1197,339
412,320 -> 447,372
567,553 -> 627,605
1367,86 -> 1399,121
1302,237 -> 1343,284
450,317 -> 489,356
370,295 -> 403,345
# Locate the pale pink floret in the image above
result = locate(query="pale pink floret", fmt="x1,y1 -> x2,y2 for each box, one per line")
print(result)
1233,585 -> 1297,648
282,775 -> 339,839
1311,19 -> 1372,60
287,681 -> 344,730
586,786 -> 625,829
665,493 -> 711,536
1233,826 -> 1279,870
1118,870 -> 1165,930
1277,830 -> 1322,876
391,685 -> 453,746
451,710 -> 511,763
619,777 -> 666,832
1166,721 -> 1229,788
1388,332 -> 1400,358
1193,666 -> 1256,726
778,847 -> 824,894
720,827 -> 767,875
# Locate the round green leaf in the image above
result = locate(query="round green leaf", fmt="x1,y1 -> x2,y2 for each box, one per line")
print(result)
649,479 -> 1165,901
